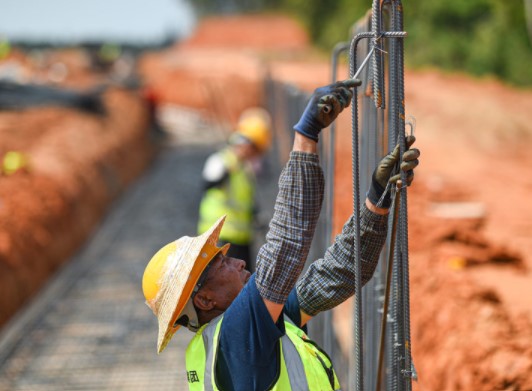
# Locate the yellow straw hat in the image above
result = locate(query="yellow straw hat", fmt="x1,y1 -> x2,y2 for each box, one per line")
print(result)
142,215 -> 230,353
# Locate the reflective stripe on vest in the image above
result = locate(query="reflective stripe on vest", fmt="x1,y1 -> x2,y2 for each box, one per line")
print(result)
198,149 -> 255,245
185,315 -> 341,391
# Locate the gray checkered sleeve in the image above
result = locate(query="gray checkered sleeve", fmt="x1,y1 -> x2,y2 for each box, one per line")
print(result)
296,204 -> 388,316
255,151 -> 324,304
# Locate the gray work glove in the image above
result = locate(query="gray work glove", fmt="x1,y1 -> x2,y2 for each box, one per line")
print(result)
367,135 -> 420,208
294,79 -> 361,142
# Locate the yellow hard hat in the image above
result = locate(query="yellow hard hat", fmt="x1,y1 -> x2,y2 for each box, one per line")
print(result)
0,39 -> 11,59
234,108 -> 272,152
2,151 -> 29,175
142,215 -> 230,353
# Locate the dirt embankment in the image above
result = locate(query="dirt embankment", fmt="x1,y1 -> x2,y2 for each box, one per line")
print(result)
143,14 -> 532,390
404,71 -> 532,390
0,52 -> 156,326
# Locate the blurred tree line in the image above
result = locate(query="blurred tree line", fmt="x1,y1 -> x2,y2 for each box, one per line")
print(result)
192,0 -> 532,86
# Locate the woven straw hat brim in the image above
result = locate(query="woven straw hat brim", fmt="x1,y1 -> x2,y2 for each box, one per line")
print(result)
156,215 -> 226,353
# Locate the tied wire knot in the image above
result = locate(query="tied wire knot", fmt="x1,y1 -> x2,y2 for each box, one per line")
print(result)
372,33 -> 388,55
373,169 -> 409,210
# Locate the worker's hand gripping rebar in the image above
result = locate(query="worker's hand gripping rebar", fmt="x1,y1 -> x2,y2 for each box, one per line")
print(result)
294,79 -> 360,142
367,135 -> 419,209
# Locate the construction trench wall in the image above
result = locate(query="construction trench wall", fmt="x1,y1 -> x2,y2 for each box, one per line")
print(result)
0,86 -> 157,328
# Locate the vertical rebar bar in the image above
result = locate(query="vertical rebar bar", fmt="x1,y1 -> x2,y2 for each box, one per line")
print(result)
376,189 -> 400,391
349,32 -> 364,391
388,3 -> 402,390
392,2 -> 413,389
372,0 -> 384,108
324,41 -> 349,357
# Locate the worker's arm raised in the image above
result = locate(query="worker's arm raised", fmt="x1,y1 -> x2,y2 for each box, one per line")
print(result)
296,137 -> 420,326
256,80 -> 358,323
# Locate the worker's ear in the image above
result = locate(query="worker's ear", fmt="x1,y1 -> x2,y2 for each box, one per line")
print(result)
193,291 -> 215,311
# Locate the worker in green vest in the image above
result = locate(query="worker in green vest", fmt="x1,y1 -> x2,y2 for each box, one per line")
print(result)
197,108 -> 272,273
142,79 -> 421,390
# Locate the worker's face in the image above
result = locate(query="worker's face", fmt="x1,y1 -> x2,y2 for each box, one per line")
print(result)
195,253 -> 250,312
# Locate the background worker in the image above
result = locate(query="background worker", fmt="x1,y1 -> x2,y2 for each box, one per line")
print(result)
143,79 -> 420,390
197,108 -> 272,273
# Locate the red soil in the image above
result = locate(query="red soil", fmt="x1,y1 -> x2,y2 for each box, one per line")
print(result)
0,53 -> 156,326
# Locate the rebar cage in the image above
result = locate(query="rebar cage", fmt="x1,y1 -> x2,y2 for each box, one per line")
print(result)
264,2 -> 414,389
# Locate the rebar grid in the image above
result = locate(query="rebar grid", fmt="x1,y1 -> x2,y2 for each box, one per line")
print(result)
348,1 -> 410,390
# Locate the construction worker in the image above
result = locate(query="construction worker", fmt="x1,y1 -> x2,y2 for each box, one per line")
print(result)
142,79 -> 420,390
197,108 -> 272,273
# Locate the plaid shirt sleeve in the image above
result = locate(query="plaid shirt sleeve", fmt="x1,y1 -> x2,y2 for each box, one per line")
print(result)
295,204 -> 389,316
255,151 -> 324,304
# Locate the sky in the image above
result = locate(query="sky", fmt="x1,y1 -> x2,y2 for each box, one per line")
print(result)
0,0 -> 197,45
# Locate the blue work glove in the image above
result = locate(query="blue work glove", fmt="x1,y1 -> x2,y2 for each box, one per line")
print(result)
294,79 -> 361,142
367,135 -> 420,208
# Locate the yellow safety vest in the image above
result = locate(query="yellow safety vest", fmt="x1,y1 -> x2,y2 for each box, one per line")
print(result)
198,149 -> 255,245
185,315 -> 341,391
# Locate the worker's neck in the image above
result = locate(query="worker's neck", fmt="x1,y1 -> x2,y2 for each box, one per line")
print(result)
197,308 -> 225,326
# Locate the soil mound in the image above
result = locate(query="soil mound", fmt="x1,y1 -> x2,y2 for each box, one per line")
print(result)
181,14 -> 309,51
0,50 -> 156,326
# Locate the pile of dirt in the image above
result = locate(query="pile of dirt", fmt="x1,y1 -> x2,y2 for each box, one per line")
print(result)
406,181 -> 532,390
138,14 -> 311,127
180,14 -> 309,51
0,51 -> 156,326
